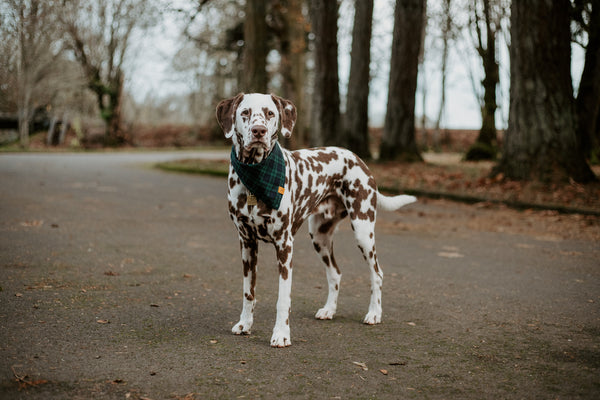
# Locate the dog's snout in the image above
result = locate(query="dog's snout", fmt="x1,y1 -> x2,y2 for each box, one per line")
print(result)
251,125 -> 268,138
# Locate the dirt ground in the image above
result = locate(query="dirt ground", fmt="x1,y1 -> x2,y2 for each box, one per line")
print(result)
0,152 -> 598,399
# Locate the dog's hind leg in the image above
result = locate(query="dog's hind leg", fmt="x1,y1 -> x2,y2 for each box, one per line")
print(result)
350,218 -> 383,325
309,204 -> 345,320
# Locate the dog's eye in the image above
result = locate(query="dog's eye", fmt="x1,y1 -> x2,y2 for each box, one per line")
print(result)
268,111 -> 275,117
240,109 -> 249,116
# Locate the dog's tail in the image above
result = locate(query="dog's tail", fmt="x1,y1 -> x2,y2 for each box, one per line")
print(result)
376,192 -> 417,211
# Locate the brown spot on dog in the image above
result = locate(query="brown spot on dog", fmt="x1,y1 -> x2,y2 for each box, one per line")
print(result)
236,193 -> 247,210
318,220 -> 334,234
262,107 -> 274,120
280,244 -> 292,261
279,265 -> 289,280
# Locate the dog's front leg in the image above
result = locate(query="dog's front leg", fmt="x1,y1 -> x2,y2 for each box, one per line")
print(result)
271,239 -> 294,347
232,238 -> 258,335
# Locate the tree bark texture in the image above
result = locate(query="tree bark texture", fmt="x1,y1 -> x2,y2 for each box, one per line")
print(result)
309,0 -> 341,147
343,0 -> 374,158
495,0 -> 595,182
379,0 -> 425,162
276,0 -> 308,148
576,2 -> 600,159
243,0 -> 269,93
465,0 -> 499,160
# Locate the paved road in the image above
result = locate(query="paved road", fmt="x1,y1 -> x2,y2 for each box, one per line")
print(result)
0,152 -> 598,399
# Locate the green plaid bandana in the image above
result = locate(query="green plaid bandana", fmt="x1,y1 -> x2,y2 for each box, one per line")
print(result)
230,143 -> 286,210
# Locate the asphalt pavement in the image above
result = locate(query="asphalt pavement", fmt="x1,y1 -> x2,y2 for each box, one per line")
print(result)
0,151 -> 598,399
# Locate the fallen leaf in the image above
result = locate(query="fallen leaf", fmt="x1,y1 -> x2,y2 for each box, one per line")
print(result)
104,271 -> 120,276
407,322 -> 416,326
96,319 -> 110,324
437,252 -> 464,258
150,303 -> 160,307
352,361 -> 368,371
20,220 -> 44,227
210,340 -> 218,344
379,369 -> 388,375
15,293 -> 23,297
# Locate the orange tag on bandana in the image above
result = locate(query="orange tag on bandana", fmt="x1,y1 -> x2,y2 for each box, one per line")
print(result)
278,186 -> 285,195
247,193 -> 257,206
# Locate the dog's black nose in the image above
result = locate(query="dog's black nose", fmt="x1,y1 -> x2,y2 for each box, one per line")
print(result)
251,125 -> 267,138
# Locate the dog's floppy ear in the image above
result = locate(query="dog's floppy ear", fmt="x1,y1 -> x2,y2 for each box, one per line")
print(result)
271,94 -> 297,138
216,93 -> 244,139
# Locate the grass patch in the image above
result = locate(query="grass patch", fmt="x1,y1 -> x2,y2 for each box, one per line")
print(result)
155,159 -> 229,177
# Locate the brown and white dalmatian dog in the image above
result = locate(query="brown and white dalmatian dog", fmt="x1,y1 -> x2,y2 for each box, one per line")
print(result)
216,93 -> 416,347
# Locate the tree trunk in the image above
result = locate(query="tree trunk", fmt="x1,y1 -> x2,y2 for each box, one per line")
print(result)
576,2 -> 600,160
279,0 -> 307,148
433,34 -> 448,150
105,73 -> 125,145
379,0 -> 425,162
465,0 -> 499,161
18,106 -> 30,148
433,0 -> 453,151
343,0 -> 374,159
493,0 -> 595,182
244,0 -> 269,93
309,0 -> 341,147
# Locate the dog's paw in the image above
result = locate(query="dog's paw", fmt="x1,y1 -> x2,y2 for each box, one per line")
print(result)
232,320 -> 252,335
270,327 -> 291,347
315,307 -> 336,320
363,312 -> 382,325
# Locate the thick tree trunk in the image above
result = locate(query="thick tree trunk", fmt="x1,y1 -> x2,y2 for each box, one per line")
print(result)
576,2 -> 600,160
309,0 -> 341,147
243,0 -> 269,93
92,72 -> 126,146
279,0 -> 307,148
343,0 -> 374,159
379,0 -> 425,162
494,0 -> 595,182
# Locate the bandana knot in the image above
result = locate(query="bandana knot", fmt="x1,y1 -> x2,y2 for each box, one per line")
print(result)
230,143 -> 286,210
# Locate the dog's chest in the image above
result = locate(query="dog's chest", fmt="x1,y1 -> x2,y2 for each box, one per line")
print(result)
228,180 -> 287,240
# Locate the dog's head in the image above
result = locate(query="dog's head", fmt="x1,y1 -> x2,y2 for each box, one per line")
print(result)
216,93 -> 297,163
